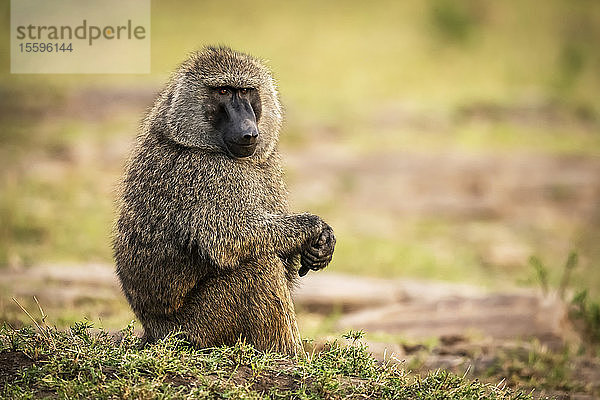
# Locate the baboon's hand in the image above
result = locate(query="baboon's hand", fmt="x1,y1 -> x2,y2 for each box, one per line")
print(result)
299,224 -> 336,277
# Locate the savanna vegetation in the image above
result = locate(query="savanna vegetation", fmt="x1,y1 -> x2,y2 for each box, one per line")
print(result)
1,0 -> 600,398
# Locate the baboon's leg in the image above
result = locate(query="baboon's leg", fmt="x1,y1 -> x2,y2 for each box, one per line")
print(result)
142,257 -> 302,356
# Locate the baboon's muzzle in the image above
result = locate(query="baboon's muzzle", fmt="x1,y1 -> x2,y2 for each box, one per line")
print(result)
223,96 -> 259,158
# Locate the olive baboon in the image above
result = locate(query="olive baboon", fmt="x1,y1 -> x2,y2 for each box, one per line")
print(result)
113,46 -> 335,355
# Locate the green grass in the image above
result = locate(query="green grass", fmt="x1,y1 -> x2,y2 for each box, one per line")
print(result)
0,114 -> 133,266
0,323 -> 531,399
570,290 -> 600,345
331,232 -> 488,284
483,340 -> 581,396
2,0 -> 600,111
1,0 -> 600,308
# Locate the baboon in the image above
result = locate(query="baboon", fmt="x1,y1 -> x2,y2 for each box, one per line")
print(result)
113,46 -> 335,356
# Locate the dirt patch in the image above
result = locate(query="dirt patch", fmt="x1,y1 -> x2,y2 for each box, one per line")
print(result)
157,360 -> 300,394
227,361 -> 299,394
295,273 -> 571,343
0,351 -> 35,390
0,263 -> 121,306
286,149 -> 600,223
338,293 -> 567,341
163,372 -> 202,390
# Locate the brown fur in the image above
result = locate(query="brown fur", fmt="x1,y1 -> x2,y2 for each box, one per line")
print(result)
113,46 -> 334,355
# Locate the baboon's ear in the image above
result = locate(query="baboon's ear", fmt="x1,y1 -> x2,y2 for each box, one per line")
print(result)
163,77 -> 216,150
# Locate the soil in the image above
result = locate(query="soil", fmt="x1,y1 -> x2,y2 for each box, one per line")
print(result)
0,351 -> 34,391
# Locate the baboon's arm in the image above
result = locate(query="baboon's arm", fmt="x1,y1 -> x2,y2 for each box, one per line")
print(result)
194,212 -> 324,269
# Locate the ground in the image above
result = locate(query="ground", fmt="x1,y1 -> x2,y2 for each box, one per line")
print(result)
2,266 -> 600,398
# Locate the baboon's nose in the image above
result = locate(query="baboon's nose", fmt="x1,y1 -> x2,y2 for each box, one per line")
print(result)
243,129 -> 258,140
240,119 -> 259,143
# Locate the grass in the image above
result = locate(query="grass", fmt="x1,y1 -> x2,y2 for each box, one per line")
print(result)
526,251 -> 600,347
570,290 -> 600,345
0,295 -> 134,333
1,0 -> 599,272
0,323 -> 532,399
521,252 -> 600,357
2,1 -> 600,109
1,1 -> 599,397
485,342 -> 577,395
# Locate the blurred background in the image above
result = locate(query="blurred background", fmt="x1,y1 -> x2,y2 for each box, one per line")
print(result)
1,1 -> 600,389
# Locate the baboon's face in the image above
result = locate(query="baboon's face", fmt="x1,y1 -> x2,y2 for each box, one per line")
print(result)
208,86 -> 262,159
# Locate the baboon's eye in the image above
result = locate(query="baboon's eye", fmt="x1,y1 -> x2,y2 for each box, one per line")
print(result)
217,87 -> 229,95
240,88 -> 249,95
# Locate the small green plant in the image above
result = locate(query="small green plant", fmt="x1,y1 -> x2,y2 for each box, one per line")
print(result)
529,251 -> 579,299
527,251 -> 600,347
429,0 -> 481,44
528,255 -> 549,296
570,289 -> 600,344
559,251 -> 578,299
